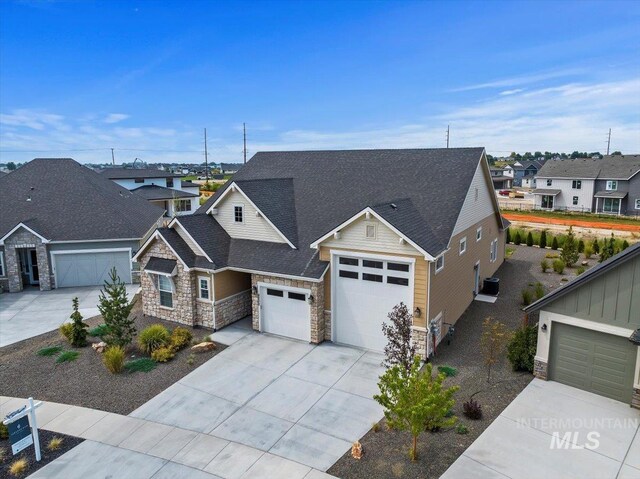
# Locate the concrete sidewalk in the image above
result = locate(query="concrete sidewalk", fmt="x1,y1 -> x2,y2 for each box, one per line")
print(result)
0,396 -> 336,479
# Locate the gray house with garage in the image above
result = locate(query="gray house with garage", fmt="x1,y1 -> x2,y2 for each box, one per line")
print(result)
134,148 -> 507,359
525,242 -> 640,408
0,158 -> 164,292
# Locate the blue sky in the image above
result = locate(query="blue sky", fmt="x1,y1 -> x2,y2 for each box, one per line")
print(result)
1,0 -> 639,164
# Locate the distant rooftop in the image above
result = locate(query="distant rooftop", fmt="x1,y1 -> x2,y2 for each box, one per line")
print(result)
99,167 -> 184,179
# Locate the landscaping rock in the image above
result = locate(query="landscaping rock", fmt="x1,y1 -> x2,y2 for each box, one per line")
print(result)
582,261 -> 588,266
91,341 -> 107,353
191,342 -> 216,353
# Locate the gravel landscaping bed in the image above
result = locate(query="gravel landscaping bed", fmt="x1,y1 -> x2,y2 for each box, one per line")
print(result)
0,430 -> 83,479
0,301 -> 224,415
328,245 -> 597,478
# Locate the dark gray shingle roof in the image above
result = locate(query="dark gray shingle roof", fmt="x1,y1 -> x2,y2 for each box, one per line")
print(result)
0,158 -> 164,241
145,257 -> 177,274
132,185 -> 199,201
536,156 -> 640,180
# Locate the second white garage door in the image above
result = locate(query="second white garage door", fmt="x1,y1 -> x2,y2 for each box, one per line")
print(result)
259,285 -> 311,341
334,254 -> 413,351
54,250 -> 132,288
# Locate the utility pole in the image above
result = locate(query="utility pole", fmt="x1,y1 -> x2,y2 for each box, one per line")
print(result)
111,148 -> 115,165
446,125 -> 450,148
243,122 -> 247,164
606,128 -> 611,155
204,128 -> 209,182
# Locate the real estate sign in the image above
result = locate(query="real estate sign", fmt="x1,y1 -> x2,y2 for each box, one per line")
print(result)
8,415 -> 33,455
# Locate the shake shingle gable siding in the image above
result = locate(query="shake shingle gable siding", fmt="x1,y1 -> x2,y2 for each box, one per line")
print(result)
0,158 -> 164,241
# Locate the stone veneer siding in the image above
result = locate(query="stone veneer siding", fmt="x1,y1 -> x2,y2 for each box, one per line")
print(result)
3,229 -> 52,292
140,240 -> 197,326
411,327 -> 428,360
533,359 -> 548,381
324,311 -> 332,341
251,274 -> 325,344
215,290 -> 251,330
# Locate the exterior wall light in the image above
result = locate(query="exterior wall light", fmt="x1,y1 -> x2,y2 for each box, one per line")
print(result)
251,285 -> 258,295
541,323 -> 547,332
307,295 -> 315,304
414,307 -> 421,318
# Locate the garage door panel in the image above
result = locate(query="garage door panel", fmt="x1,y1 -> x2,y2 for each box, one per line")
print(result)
550,323 -> 636,403
260,287 -> 310,341
55,251 -> 132,288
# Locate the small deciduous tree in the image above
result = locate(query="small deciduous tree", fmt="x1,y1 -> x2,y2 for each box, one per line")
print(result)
374,358 -> 458,461
381,303 -> 416,373
99,268 -> 136,348
480,317 -> 512,383
69,297 -> 88,347
561,227 -> 579,267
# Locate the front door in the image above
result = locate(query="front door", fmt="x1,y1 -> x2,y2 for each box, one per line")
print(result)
29,249 -> 39,284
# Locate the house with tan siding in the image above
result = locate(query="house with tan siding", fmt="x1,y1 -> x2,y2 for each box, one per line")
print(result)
133,148 -> 507,359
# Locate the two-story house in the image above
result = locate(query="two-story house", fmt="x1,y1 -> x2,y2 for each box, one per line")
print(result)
490,168 -> 513,190
133,148 -> 507,359
533,155 -> 640,215
503,160 -> 546,187
100,168 -> 200,216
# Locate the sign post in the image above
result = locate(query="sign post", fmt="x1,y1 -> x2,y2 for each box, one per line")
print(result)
3,397 -> 42,461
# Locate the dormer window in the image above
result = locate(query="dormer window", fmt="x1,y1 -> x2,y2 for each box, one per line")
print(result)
234,205 -> 244,223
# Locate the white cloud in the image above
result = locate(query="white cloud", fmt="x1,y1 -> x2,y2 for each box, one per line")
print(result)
449,68 -> 583,92
104,113 -> 129,124
500,89 -> 524,96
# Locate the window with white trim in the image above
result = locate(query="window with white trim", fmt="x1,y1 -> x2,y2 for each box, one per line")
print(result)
606,180 -> 617,191
572,196 -> 579,205
459,237 -> 467,255
635,199 -> 640,210
546,179 -> 552,186
234,204 -> 244,223
158,275 -> 173,308
476,227 -> 482,242
572,180 -> 582,189
0,251 -> 5,277
490,238 -> 498,262
175,199 -> 191,212
435,254 -> 444,273
198,276 -> 210,300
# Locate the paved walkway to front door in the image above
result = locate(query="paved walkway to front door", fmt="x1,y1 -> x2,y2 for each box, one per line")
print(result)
441,379 -> 640,479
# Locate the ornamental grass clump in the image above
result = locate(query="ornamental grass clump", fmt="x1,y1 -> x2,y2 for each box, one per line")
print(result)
138,324 -> 171,354
103,346 -> 125,373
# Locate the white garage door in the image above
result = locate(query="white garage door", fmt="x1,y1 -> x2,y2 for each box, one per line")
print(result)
334,255 -> 412,351
54,251 -> 132,288
260,286 -> 311,341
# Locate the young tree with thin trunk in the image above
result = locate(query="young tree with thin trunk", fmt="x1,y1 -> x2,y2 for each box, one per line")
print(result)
374,358 -> 458,461
561,226 -> 579,267
381,302 -> 416,373
99,267 -> 136,348
480,317 -> 512,382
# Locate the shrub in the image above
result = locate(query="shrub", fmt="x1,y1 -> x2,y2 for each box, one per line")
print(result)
584,244 -> 593,259
37,346 -> 63,357
561,227 -> 579,267
455,423 -> 469,435
59,323 -> 73,342
124,358 -> 157,373
56,351 -> 79,363
576,266 -> 586,275
622,240 -> 630,251
103,346 -> 125,373
151,346 -> 175,362
592,238 -> 600,254
99,267 -> 136,348
514,232 -> 522,245
534,282 -> 545,300
545,252 -> 559,259
437,365 -> 458,377
170,327 -> 193,351
525,232 -> 533,246
521,289 -> 532,306
372,422 -> 380,433
138,324 -> 171,354
69,297 -> 88,347
552,259 -> 565,274
0,447 -> 5,463
506,228 -> 511,243
551,237 -> 559,250
186,353 -> 195,366
561,277 -> 569,282
578,239 -> 585,253
507,325 -> 538,372
47,437 -> 63,451
539,230 -> 547,249
463,398 -> 483,420
506,247 -> 515,257
9,458 -> 28,477
540,259 -> 549,272
88,324 -> 110,338
0,422 -> 8,439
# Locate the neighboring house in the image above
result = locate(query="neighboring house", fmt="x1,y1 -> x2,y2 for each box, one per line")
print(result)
521,175 -> 536,188
219,163 -> 243,175
503,160 -> 545,187
100,168 -> 200,216
525,242 -> 640,408
133,148 -> 507,359
0,159 -> 164,292
490,168 -> 513,190
533,155 -> 640,215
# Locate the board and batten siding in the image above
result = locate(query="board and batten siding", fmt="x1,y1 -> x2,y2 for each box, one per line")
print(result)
534,178 -> 596,211
321,215 -> 420,256
319,246 -> 429,329
214,189 -> 286,244
543,254 -> 640,329
429,214 -> 505,328
453,160 -> 498,236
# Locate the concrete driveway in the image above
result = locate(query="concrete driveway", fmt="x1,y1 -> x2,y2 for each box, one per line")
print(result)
0,285 -> 139,347
442,379 -> 640,479
129,323 -> 385,473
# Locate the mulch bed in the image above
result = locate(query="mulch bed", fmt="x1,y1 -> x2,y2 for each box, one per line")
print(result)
328,245 -> 597,478
0,430 -> 83,479
0,301 -> 224,415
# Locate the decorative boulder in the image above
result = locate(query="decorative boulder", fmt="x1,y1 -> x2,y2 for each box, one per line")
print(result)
582,261 -> 588,266
92,341 -> 107,353
191,342 -> 216,353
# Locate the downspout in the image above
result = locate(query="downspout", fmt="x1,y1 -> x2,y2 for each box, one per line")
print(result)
211,273 -> 217,330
